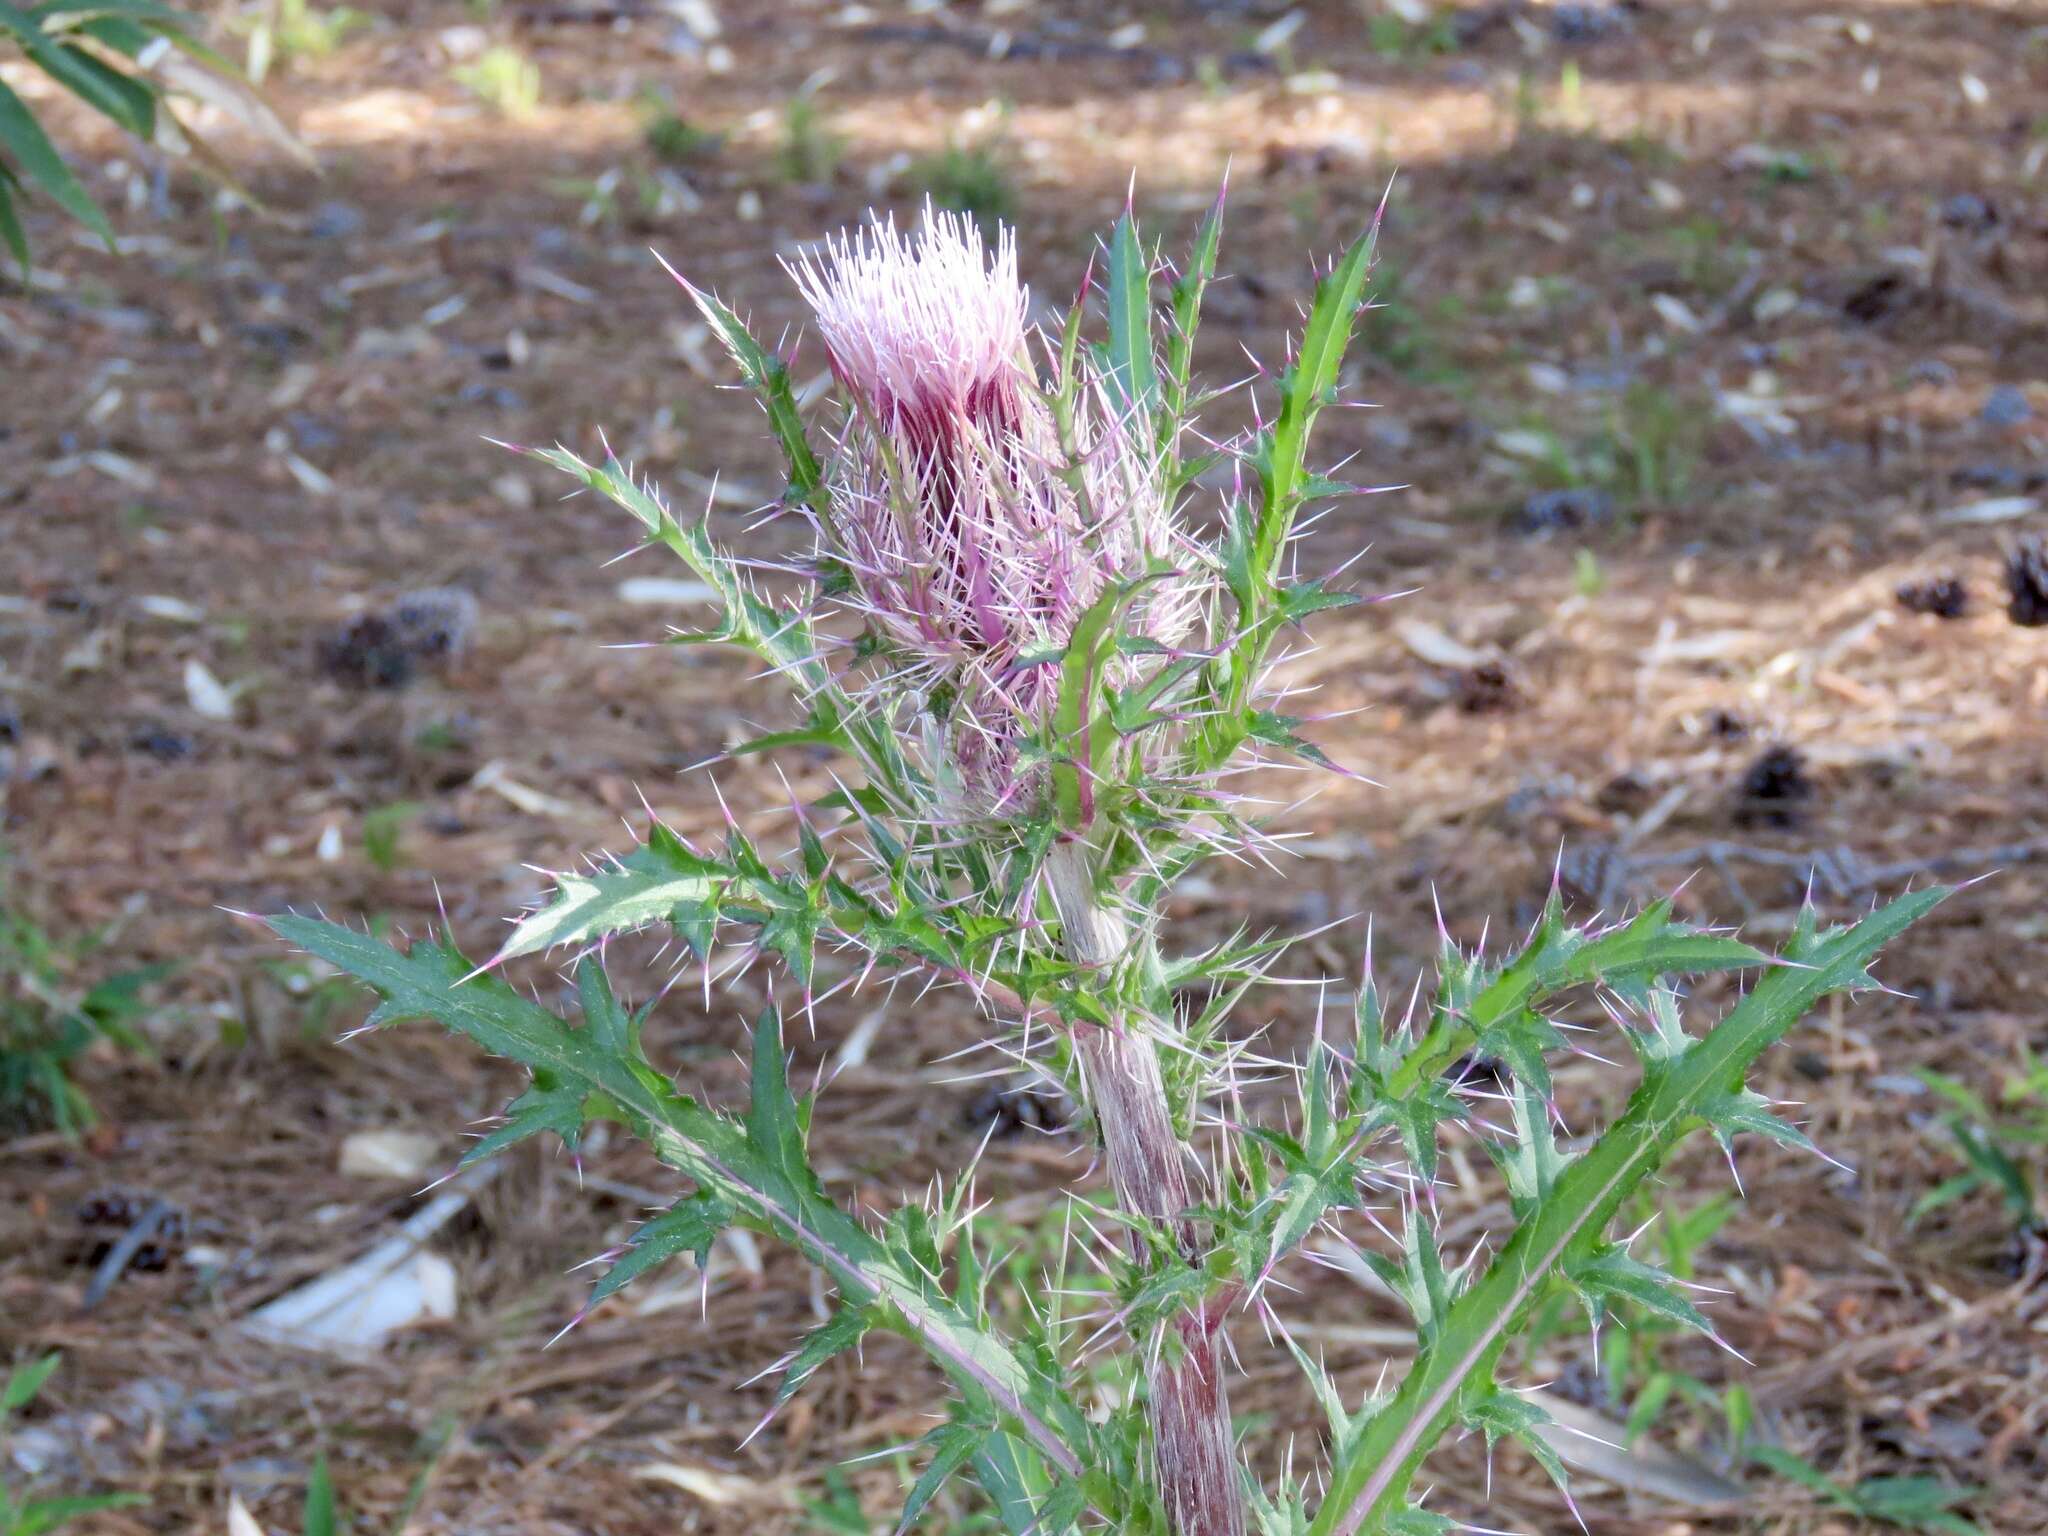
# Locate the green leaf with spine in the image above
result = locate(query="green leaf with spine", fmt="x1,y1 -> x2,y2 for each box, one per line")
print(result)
267,914 -> 1110,1534
666,267 -> 825,509
1304,886 -> 1946,1536
507,438 -> 915,804
1459,1390 -> 1568,1496
1102,209 -> 1158,428
1386,895 -> 1772,1098
1215,901 -> 1770,1293
1159,185 -> 1224,480
1184,212 -> 1380,785
1047,569 -> 1181,830
589,1191 -> 730,1305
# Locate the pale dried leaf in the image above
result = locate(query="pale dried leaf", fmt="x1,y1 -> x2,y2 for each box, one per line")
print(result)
184,658 -> 236,720
617,577 -> 718,606
633,1462 -> 791,1506
470,761 -> 586,819
339,1129 -> 439,1180
1396,619 -> 1493,670
226,1493 -> 267,1536
1528,1391 -> 1748,1508
1938,496 -> 2038,525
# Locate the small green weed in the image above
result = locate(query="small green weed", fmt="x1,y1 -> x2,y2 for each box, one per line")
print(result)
777,93 -> 841,185
911,140 -> 1017,236
1,878 -> 159,1136
1912,1057 -> 2047,1236
1667,215 -> 1750,295
2,1357 -> 146,1533
453,46 -> 541,119
236,0 -> 371,80
1367,9 -> 1459,58
1360,259 -> 1467,384
642,98 -> 719,165
361,802 -> 422,874
1573,548 -> 1606,597
1497,381 -> 1702,512
1747,1447 -> 1984,1536
1744,146 -> 1825,187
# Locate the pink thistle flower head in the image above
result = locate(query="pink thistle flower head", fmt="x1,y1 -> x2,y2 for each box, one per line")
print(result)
788,205 -> 1031,451
784,205 -> 1200,821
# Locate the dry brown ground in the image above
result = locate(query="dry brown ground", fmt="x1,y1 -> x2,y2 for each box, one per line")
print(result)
4,1 -> 2048,1532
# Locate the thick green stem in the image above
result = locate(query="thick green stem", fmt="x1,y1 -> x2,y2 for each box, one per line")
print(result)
1045,843 -> 1246,1536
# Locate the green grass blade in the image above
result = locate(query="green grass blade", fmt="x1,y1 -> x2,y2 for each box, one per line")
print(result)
303,1456 -> 337,1536
2,1353 -> 61,1414
26,0 -> 199,27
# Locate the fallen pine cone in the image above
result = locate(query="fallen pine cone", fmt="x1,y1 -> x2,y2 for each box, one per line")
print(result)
2006,539 -> 2048,627
1895,575 -> 1969,620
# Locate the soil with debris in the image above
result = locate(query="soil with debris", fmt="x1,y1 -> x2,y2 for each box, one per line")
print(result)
4,2 -> 2048,1534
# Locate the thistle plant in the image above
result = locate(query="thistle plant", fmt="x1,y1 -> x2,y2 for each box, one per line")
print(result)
273,196 -> 1940,1536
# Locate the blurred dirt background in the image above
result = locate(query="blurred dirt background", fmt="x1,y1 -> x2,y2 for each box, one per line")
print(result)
4,0 -> 2048,1532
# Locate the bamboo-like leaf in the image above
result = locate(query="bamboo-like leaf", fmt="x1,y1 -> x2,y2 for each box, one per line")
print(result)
0,76 -> 111,242
30,0 -> 202,30
0,167 -> 27,273
0,1 -> 148,134
52,43 -> 156,135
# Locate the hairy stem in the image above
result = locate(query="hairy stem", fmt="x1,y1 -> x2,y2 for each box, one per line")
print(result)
1046,843 -> 1246,1536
